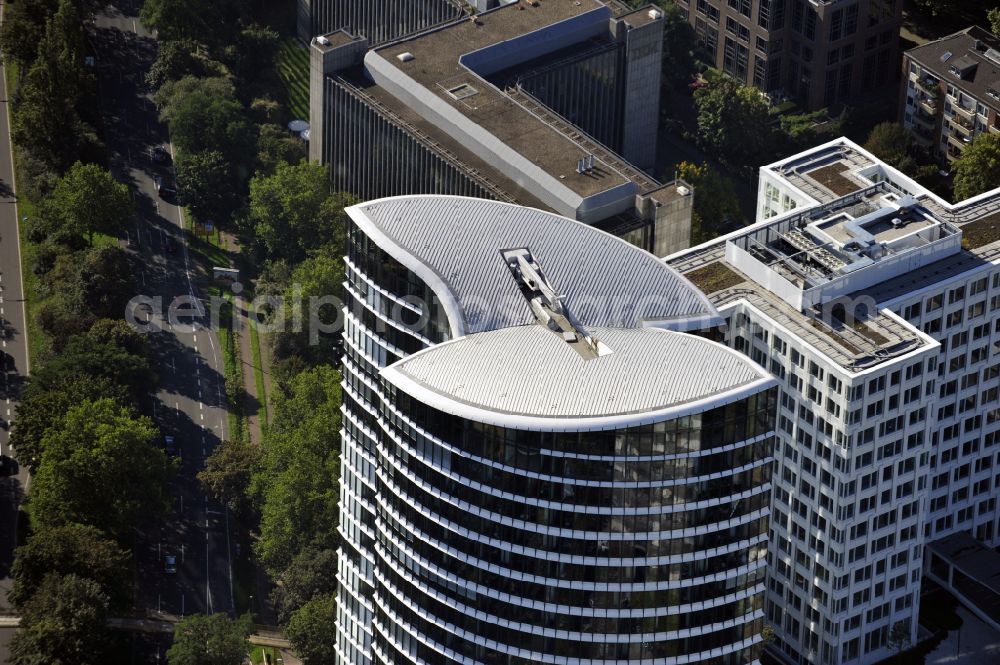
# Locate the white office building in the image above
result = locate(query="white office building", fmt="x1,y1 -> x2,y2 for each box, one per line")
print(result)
667,137 -> 1000,665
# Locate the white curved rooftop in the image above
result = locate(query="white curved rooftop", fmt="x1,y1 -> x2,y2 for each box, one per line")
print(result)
347,196 -> 720,336
382,325 -> 774,431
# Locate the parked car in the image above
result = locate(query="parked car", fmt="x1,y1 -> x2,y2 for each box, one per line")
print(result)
163,554 -> 177,575
163,435 -> 177,457
151,145 -> 171,164
154,176 -> 177,200
165,236 -> 178,255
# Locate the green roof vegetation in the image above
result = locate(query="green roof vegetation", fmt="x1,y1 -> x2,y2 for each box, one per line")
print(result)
685,262 -> 746,294
960,212 -> 1000,250
807,164 -> 860,196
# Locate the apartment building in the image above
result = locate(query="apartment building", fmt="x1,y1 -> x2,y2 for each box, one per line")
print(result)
308,0 -> 695,258
667,137 -> 1000,664
338,194 -> 779,665
676,0 -> 902,110
901,26 -> 1000,163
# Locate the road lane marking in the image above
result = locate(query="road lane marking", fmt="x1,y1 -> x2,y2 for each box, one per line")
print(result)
199,402 -> 203,410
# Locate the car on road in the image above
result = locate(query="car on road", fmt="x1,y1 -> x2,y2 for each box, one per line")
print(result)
0,454 -> 17,477
150,145 -> 171,164
165,236 -> 178,255
163,554 -> 177,575
154,175 -> 177,200
163,435 -> 177,457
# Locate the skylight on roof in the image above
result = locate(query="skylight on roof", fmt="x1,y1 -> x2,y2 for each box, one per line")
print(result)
447,83 -> 479,100
941,51 -> 953,62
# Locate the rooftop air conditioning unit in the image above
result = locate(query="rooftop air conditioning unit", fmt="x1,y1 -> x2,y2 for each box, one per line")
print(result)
676,185 -> 691,196
397,52 -> 414,62
316,35 -> 330,46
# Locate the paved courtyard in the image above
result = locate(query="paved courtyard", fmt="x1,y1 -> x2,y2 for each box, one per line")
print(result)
927,606 -> 1000,665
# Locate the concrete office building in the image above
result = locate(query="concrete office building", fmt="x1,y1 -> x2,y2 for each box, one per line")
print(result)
901,26 -> 1000,163
338,194 -> 780,665
667,137 -> 1000,665
296,0 -> 463,46
309,0 -> 695,258
676,0 -> 902,110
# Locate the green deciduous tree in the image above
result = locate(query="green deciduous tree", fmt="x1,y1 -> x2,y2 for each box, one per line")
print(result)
285,594 -> 337,664
912,0 -> 959,18
11,377 -> 128,473
675,161 -> 743,243
251,365 -> 342,576
139,0 -> 221,46
66,245 -> 135,318
224,24 -> 280,84
254,123 -> 304,175
244,162 -> 351,264
168,92 -> 255,167
271,545 -> 338,624
9,524 -> 130,611
654,1 -> 696,88
11,17 -> 87,169
155,76 -> 237,125
270,253 -> 344,365
146,39 -> 204,90
954,133 -> 1000,201
9,574 -> 111,665
693,73 -> 774,173
166,613 -> 251,665
42,162 -> 133,243
864,122 -> 924,174
198,438 -> 261,516
0,0 -> 58,67
31,335 -> 155,406
990,8 -> 1000,36
30,399 -> 170,537
176,150 -> 241,226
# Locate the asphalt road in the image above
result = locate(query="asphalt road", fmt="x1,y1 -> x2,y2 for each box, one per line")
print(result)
89,1 -> 235,621
0,0 -> 38,615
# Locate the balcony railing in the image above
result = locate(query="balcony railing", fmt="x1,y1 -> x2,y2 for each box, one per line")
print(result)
919,97 -> 938,115
947,133 -> 971,151
949,117 -> 973,137
915,76 -> 940,94
952,102 -> 976,120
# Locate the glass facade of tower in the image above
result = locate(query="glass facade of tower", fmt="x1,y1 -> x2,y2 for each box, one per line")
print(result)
337,218 -> 778,665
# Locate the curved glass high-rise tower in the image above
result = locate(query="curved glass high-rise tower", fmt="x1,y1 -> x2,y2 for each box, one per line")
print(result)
337,195 -> 778,665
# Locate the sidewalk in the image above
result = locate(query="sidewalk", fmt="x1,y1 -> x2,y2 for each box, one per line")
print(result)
927,606 -> 1000,665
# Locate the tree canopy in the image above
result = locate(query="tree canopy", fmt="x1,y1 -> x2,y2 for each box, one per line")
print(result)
167,613 -> 251,665
41,162 -> 133,243
198,438 -> 262,516
285,594 -> 338,664
146,39 -> 204,90
271,545 -> 338,624
675,161 -> 743,243
693,73 -> 774,173
31,334 -> 155,406
30,399 -> 170,538
176,150 -> 241,225
251,365 -> 342,576
954,133 -> 1000,201
9,524 -> 130,611
9,574 -> 111,665
139,0 -> 223,46
244,162 -> 351,263
11,376 -> 128,473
